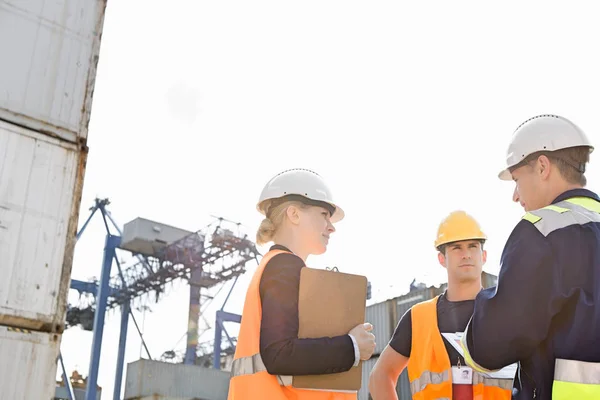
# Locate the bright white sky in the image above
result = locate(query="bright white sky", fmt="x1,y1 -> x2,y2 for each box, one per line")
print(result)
58,1 -> 600,398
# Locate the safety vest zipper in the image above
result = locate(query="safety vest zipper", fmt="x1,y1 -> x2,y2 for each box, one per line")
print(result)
519,362 -> 537,399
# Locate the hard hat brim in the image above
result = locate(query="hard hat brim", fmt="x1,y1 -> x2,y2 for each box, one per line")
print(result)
330,205 -> 345,223
435,235 -> 487,249
498,168 -> 513,181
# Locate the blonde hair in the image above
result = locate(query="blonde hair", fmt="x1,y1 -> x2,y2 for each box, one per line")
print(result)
256,200 -> 309,245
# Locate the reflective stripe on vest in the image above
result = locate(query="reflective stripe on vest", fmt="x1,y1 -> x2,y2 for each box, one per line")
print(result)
552,358 -> 600,400
231,353 -> 292,386
522,197 -> 600,235
409,368 -> 513,395
472,374 -> 515,391
410,369 -> 450,394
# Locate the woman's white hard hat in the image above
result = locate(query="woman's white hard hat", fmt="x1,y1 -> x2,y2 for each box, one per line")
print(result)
498,114 -> 594,181
257,168 -> 345,223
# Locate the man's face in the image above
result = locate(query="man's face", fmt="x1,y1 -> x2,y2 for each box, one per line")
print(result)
511,159 -> 546,211
438,240 -> 486,283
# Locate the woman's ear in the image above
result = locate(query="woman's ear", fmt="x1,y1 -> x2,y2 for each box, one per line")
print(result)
286,205 -> 301,225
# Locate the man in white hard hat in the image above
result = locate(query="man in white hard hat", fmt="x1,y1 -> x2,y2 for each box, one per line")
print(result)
460,114 -> 600,400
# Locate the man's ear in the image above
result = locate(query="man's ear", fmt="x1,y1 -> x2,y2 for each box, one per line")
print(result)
538,155 -> 552,180
482,249 -> 487,264
438,252 -> 447,269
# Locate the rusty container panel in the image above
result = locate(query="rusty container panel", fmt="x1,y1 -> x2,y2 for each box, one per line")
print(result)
0,0 -> 107,143
0,120 -> 87,332
365,299 -> 395,356
0,326 -> 61,399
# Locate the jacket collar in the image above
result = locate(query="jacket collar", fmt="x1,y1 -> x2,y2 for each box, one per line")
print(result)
551,188 -> 600,204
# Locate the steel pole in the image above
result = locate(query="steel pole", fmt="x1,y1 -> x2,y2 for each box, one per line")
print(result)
113,301 -> 130,400
85,234 -> 119,400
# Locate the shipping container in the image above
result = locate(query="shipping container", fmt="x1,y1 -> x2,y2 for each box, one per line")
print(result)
365,298 -> 395,355
0,119 -> 87,332
124,359 -> 230,400
55,386 -> 102,400
0,0 -> 107,143
0,325 -> 61,399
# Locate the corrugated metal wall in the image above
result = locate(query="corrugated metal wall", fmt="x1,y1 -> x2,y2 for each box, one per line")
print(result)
358,357 -> 376,400
396,368 -> 413,400
365,299 -> 394,356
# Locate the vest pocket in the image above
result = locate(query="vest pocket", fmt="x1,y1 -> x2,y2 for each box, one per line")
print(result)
552,358 -> 600,400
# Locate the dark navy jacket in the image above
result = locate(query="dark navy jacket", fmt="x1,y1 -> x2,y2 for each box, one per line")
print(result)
465,189 -> 600,400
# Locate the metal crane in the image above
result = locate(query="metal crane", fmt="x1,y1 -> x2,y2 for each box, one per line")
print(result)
63,198 -> 259,400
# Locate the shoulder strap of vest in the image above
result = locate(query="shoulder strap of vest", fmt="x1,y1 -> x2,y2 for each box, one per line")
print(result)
246,248 -> 296,301
410,294 -> 441,350
521,196 -> 600,236
259,248 -> 294,266
407,294 -> 449,388
411,294 -> 439,320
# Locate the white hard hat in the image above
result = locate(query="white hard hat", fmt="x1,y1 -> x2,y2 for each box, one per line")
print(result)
498,114 -> 594,180
257,168 -> 345,223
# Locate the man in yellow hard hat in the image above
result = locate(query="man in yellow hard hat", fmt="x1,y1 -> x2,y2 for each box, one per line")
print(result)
368,211 -> 512,400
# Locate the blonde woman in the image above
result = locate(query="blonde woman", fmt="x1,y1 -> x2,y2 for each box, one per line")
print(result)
228,168 -> 376,400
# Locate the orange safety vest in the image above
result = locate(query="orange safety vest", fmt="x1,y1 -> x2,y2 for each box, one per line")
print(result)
406,295 -> 513,400
227,249 -> 357,400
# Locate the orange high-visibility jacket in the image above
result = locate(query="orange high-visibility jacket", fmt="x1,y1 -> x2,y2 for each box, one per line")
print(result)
406,295 -> 513,400
227,249 -> 357,400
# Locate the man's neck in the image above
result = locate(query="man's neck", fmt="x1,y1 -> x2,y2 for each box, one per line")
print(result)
546,180 -> 583,205
445,281 -> 482,302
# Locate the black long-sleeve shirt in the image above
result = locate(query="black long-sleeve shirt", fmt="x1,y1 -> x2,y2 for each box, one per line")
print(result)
258,245 -> 356,376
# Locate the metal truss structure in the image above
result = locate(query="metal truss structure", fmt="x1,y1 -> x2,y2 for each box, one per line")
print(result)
59,198 -> 259,400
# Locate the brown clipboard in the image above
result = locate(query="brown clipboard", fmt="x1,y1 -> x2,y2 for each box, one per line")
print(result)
292,266 -> 368,391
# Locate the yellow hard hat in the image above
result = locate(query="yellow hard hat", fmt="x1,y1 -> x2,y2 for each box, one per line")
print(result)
434,210 -> 487,249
